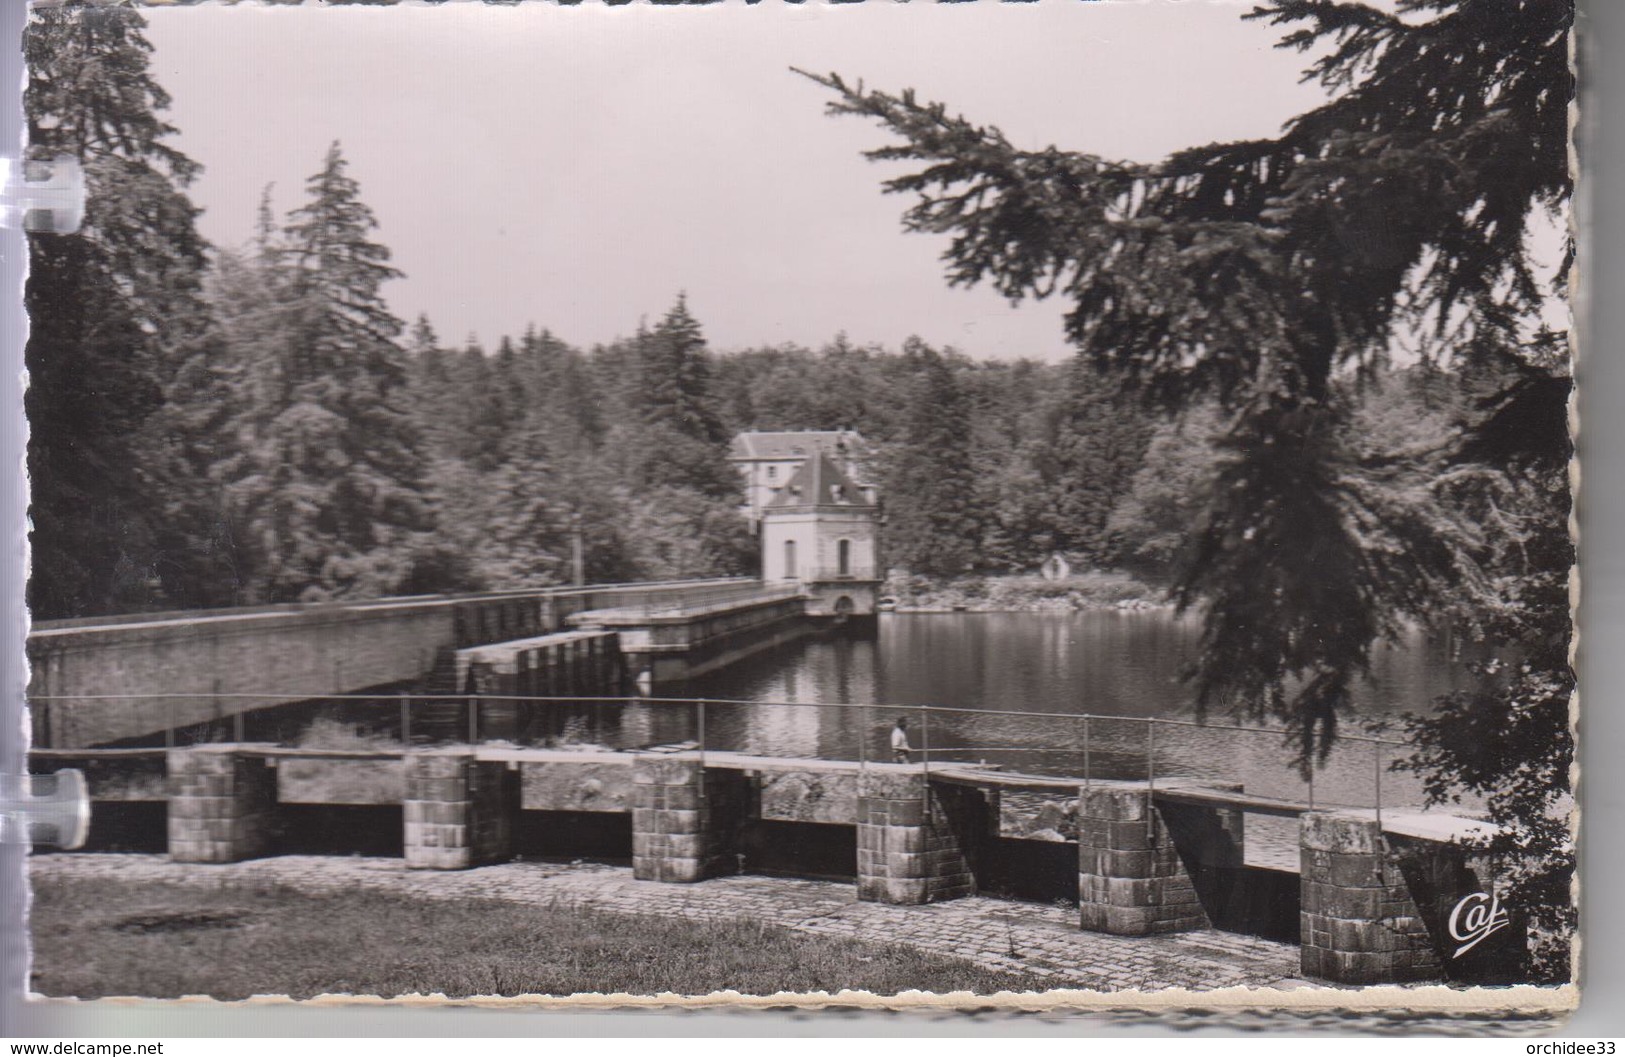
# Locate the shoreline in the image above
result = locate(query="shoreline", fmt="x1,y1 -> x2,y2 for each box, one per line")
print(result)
888,598 -> 1175,614
880,570 -> 1175,615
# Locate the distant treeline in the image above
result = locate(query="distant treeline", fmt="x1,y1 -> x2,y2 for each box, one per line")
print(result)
34,125 -> 1461,619
22,4 -> 1461,623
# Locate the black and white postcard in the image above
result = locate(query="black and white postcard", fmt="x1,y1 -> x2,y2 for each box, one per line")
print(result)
18,0 -> 1577,1025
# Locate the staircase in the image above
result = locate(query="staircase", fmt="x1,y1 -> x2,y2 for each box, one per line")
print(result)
408,647 -> 469,744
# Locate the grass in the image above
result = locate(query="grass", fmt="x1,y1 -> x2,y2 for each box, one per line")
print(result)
30,876 -> 1056,999
293,716 -> 404,751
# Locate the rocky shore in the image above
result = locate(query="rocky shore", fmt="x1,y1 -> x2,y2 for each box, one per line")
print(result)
882,571 -> 1173,615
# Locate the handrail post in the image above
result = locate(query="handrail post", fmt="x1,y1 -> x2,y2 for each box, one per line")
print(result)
400,694 -> 411,748
1374,741 -> 1383,826
468,692 -> 479,745
858,702 -> 866,772
1082,714 -> 1091,794
920,704 -> 929,776
1146,720 -> 1156,843
697,699 -> 708,810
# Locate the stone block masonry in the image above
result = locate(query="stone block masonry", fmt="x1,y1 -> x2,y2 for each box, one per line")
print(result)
632,753 -> 750,883
403,751 -> 517,870
857,770 -> 978,904
1077,786 -> 1208,936
167,745 -> 278,864
1299,811 -> 1441,984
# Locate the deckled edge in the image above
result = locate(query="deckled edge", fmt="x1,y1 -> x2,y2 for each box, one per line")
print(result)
13,0 -> 1588,1024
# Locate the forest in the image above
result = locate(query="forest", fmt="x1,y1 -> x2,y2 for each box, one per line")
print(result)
22,107 -> 1470,620
29,118 -> 1473,620
24,2 -> 1573,976
21,6 -> 1499,628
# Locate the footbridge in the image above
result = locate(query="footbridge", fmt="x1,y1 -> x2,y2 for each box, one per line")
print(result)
26,577 -> 862,749
33,694 -> 1518,988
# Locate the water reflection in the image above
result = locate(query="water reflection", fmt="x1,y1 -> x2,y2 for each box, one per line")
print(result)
675,611 -> 1487,813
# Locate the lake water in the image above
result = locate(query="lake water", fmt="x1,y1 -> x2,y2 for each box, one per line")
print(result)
665,610 -> 1485,817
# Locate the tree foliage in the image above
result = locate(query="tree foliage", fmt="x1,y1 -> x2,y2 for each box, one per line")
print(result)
222,144 -> 431,603
875,340 -> 981,577
801,0 -> 1569,728
803,0 -> 1573,973
24,6 -> 211,618
1105,405 -> 1226,576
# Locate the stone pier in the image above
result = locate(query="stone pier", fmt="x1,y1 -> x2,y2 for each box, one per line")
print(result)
1299,811 -> 1441,983
403,751 -> 516,870
1077,786 -> 1207,936
856,769 -> 977,904
631,753 -> 750,882
91,743 -> 1504,987
167,745 -> 278,864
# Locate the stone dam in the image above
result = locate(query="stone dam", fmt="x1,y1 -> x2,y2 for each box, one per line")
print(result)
32,739 -> 1523,988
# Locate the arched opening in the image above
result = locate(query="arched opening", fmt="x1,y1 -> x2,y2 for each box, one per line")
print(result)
784,539 -> 798,579
837,538 -> 851,577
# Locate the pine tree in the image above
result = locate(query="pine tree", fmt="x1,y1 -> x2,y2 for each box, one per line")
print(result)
449,337 -> 510,471
639,294 -> 723,444
230,143 -> 430,602
804,0 -> 1574,972
804,0 -> 1570,737
629,295 -> 737,500
405,315 -> 458,458
880,339 -> 980,577
522,325 -> 604,454
24,5 -> 211,618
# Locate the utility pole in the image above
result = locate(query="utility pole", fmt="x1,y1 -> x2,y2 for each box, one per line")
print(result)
570,511 -> 585,586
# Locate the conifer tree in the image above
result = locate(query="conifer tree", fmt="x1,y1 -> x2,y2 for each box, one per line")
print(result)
639,294 -> 725,446
520,325 -> 604,454
231,143 -> 430,602
629,296 -> 737,501
24,5 -> 211,618
805,1 -> 1570,750
879,339 -> 980,577
805,0 -> 1573,972
450,337 -> 509,472
405,315 -> 458,458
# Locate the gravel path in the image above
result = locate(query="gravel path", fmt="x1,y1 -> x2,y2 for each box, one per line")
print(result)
30,853 -> 1316,993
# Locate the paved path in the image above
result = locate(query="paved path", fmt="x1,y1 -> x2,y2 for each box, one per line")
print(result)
31,854 -> 1315,992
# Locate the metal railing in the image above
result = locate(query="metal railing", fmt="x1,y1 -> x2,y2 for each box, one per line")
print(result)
569,583 -> 805,621
29,692 -> 1415,820
803,566 -> 881,582
30,576 -> 759,633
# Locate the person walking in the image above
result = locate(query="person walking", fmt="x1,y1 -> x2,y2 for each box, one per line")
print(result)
891,716 -> 912,763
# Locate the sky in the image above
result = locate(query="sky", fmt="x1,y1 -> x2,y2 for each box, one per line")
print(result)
141,1 -> 1332,363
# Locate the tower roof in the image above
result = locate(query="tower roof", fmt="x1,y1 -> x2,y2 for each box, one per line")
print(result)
764,452 -> 875,512
729,430 -> 868,463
